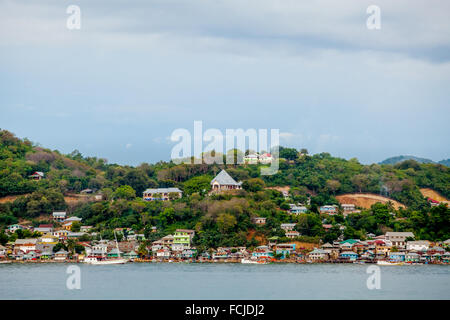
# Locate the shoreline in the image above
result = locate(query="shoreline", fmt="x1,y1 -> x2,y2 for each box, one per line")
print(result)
1,259 -> 448,265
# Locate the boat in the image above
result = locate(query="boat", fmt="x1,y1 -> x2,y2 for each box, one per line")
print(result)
83,230 -> 128,265
241,258 -> 259,264
377,260 -> 404,266
241,258 -> 269,264
83,256 -> 128,265
0,261 -> 12,264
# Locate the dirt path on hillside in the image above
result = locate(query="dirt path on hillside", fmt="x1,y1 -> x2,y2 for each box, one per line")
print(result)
336,193 -> 406,210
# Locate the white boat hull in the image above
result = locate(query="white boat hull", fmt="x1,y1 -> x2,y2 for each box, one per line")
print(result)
241,258 -> 259,264
84,258 -> 128,265
377,260 -> 404,266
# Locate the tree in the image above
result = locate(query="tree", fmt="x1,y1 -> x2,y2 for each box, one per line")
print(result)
352,174 -> 370,193
279,147 -> 298,161
326,180 -> 341,194
114,185 -> 136,200
242,178 -> 265,192
71,221 -> 81,232
216,213 -> 237,233
137,243 -> 149,258
183,175 -> 212,195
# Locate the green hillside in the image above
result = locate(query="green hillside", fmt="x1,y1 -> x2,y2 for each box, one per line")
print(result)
0,129 -> 449,246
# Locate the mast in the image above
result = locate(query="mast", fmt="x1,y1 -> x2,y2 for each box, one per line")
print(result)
114,230 -> 121,258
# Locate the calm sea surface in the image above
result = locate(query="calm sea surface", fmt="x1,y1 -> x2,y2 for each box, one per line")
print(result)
0,263 -> 449,299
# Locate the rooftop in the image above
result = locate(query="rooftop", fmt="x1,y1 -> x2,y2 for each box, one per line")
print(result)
210,170 -> 242,186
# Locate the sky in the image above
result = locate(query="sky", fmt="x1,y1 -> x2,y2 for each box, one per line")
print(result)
1,0 -> 449,166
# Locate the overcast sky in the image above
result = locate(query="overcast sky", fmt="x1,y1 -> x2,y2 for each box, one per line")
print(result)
1,0 -> 449,165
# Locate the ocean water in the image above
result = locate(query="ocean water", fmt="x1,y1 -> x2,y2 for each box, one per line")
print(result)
0,263 -> 448,299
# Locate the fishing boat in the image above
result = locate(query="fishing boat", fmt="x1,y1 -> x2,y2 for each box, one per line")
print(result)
0,261 -> 12,264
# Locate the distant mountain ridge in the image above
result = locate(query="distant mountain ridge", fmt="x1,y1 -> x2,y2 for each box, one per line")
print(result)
380,155 -> 449,166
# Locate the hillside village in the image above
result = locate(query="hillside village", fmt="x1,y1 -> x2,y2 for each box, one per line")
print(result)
1,169 -> 449,265
0,129 -> 449,265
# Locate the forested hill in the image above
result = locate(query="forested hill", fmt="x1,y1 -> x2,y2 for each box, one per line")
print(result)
380,155 -> 450,166
1,129 -> 449,244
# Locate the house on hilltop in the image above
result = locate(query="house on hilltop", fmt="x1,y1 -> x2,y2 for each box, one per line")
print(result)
210,170 -> 242,192
143,187 -> 182,201
29,171 -> 44,180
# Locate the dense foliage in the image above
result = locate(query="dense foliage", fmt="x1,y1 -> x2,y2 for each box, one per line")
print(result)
0,129 -> 449,247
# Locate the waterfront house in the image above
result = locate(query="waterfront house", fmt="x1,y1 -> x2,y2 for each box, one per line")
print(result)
53,229 -> 69,240
308,248 -> 328,261
34,224 -> 54,234
0,245 -> 6,258
406,240 -> 430,251
29,171 -> 44,180
431,253 -> 442,262
285,230 -> 300,239
340,251 -> 359,261
319,205 -> 338,215
124,250 -> 139,260
107,248 -> 122,258
91,243 -> 108,257
156,248 -> 171,259
54,250 -> 68,261
427,246 -> 445,255
143,187 -> 182,201
172,229 -> 194,250
159,235 -> 174,247
388,251 -> 406,262
38,234 -> 58,244
52,211 -> 67,222
275,243 -> 296,259
181,248 -> 197,259
374,240 -> 390,256
212,251 -> 229,260
13,239 -> 37,254
405,252 -> 420,263
23,251 -> 37,261
210,170 -> 242,192
361,250 -> 375,260
252,246 -> 274,259
151,241 -> 164,254
442,252 -> 450,263
280,223 -> 297,232
252,217 -> 267,225
39,250 -> 54,260
385,232 -> 415,248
